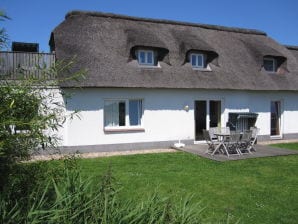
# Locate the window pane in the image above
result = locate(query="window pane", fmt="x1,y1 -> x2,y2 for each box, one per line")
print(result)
129,100 -> 142,126
191,54 -> 197,66
147,51 -> 153,64
104,101 -> 125,127
139,51 -> 146,64
197,55 -> 203,67
104,101 -> 119,127
264,59 -> 275,72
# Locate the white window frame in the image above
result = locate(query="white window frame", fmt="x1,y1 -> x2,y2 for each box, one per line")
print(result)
137,50 -> 155,66
190,53 -> 205,69
264,57 -> 276,72
104,99 -> 144,132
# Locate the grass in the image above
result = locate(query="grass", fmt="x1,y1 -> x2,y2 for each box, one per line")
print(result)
270,142 -> 298,150
69,151 -> 298,223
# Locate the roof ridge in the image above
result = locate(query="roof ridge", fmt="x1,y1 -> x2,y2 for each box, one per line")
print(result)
285,45 -> 298,51
66,10 -> 267,36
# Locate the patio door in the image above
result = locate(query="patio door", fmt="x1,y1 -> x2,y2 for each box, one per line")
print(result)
195,101 -> 207,141
271,101 -> 281,136
195,100 -> 221,141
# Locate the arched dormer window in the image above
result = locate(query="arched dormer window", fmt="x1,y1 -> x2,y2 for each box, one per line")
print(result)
171,30 -> 218,70
125,28 -> 170,68
130,46 -> 169,68
242,39 -> 288,74
186,50 -> 217,71
263,56 -> 287,74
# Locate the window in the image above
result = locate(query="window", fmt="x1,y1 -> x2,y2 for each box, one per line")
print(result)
104,99 -> 143,129
190,53 -> 204,68
137,50 -> 155,66
264,58 -> 276,72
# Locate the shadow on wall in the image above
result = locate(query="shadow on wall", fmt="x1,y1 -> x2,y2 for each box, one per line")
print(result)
63,88 -> 191,112
63,89 -> 103,111
63,88 -> 298,114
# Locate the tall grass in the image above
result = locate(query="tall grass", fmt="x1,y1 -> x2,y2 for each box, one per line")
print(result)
0,156 -> 206,224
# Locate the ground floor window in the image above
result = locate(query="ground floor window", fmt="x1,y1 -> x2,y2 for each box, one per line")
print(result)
104,99 -> 143,128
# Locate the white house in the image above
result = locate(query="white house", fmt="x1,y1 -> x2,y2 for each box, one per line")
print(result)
48,11 -> 298,152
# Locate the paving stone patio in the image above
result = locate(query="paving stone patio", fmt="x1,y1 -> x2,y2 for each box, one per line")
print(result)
173,144 -> 298,162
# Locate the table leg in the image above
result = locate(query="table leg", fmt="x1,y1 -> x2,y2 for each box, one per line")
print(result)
222,143 -> 230,157
211,142 -> 223,156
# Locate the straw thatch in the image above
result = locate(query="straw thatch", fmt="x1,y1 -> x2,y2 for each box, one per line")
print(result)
50,10 -> 298,91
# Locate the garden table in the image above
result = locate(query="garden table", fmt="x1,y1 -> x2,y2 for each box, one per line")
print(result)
211,133 -> 231,157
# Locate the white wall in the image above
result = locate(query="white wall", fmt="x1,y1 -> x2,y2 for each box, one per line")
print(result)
61,88 -> 298,146
39,87 -> 66,146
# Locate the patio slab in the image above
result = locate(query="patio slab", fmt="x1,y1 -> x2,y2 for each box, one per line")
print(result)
173,144 -> 298,162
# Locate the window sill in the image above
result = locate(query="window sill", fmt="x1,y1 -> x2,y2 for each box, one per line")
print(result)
138,65 -> 161,69
192,67 -> 211,72
104,127 -> 145,133
270,135 -> 282,140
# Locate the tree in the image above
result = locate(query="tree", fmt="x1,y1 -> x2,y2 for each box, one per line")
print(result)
0,12 -> 85,190
0,11 -> 9,49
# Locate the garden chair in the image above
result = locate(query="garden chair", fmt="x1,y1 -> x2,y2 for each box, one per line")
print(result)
209,127 -> 220,143
226,132 -> 241,156
203,129 -> 219,154
239,130 -> 253,154
250,127 -> 260,152
221,127 -> 230,135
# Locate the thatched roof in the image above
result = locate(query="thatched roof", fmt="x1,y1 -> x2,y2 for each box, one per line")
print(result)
50,10 -> 298,91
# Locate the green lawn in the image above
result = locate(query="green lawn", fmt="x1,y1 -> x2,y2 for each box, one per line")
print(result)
270,142 -> 298,150
75,151 -> 298,223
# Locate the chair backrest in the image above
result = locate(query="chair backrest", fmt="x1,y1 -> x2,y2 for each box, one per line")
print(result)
209,127 -> 219,139
203,129 -> 211,142
230,133 -> 241,142
250,127 -> 260,138
221,127 -> 230,135
242,130 -> 252,141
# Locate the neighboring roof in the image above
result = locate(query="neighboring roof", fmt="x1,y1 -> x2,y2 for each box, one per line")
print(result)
285,45 -> 298,64
50,10 -> 298,91
12,42 -> 39,52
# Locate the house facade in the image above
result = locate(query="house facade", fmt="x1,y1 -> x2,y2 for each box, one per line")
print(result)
47,11 -> 298,151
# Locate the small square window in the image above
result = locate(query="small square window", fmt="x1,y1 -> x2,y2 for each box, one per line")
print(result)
264,58 -> 276,72
190,53 -> 204,68
137,50 -> 155,66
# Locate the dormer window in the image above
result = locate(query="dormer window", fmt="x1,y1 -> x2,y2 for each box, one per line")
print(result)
191,53 -> 205,68
184,49 -> 218,71
264,57 -> 277,72
137,50 -> 155,66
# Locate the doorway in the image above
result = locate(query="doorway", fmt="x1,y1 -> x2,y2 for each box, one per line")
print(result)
195,100 -> 221,141
271,101 -> 281,136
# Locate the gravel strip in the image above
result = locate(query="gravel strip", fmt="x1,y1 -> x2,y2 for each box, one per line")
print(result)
29,148 -> 177,162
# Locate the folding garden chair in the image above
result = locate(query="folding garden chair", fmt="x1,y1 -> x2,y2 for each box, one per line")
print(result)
203,129 -> 219,154
226,132 -> 241,156
250,127 -> 260,152
239,130 -> 253,154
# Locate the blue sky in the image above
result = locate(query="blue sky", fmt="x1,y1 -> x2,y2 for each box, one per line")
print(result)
1,0 -> 298,52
